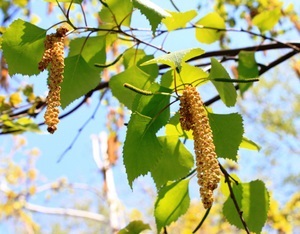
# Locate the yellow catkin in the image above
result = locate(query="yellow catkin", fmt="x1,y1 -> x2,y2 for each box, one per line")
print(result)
179,86 -> 221,209
38,27 -> 68,134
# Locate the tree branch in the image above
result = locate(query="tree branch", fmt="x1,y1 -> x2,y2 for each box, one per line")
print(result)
24,202 -> 107,223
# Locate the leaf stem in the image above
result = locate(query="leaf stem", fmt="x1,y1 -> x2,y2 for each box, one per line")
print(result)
192,206 -> 211,233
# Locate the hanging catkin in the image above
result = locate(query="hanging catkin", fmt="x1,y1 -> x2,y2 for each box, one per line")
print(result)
38,26 -> 68,134
179,86 -> 221,209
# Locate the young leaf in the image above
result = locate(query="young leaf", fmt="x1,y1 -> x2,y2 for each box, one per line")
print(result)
208,112 -> 244,161
238,51 -> 259,94
133,0 -> 170,34
162,10 -> 197,31
68,36 -> 106,69
141,48 -> 204,71
44,0 -> 83,3
123,112 -> 163,187
240,137 -> 260,151
150,136 -> 194,188
195,12 -> 225,44
165,112 -> 193,139
60,55 -> 100,108
110,66 -> 153,110
222,180 -> 270,233
118,220 -> 151,234
155,179 -> 190,233
209,58 -> 237,107
2,19 -> 46,76
252,8 -> 281,32
99,0 -> 133,27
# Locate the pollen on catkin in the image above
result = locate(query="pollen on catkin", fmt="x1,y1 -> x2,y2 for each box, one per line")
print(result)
179,86 -> 221,209
38,26 -> 68,134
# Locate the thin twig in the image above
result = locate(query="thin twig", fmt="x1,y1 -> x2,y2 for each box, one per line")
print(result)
192,206 -> 211,233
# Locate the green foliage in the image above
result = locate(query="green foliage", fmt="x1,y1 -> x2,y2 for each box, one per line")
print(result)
223,180 -> 270,233
195,12 -> 225,44
162,10 -> 197,31
2,19 -> 46,76
155,179 -> 190,233
209,58 -> 237,107
118,220 -> 151,234
252,8 -> 281,32
133,0 -> 170,34
208,112 -> 244,161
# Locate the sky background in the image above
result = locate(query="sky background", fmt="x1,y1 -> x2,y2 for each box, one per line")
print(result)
0,0 -> 299,233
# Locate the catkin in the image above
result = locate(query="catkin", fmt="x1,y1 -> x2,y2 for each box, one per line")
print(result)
38,27 -> 68,134
179,86 -> 221,209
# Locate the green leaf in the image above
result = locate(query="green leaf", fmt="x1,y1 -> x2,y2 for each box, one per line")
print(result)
132,83 -> 171,133
209,58 -> 237,107
60,55 -> 100,108
195,12 -> 225,44
151,136 -> 194,188
165,112 -> 193,139
155,179 -> 190,233
240,137 -> 260,151
2,19 -> 46,76
162,10 -> 197,31
110,66 -> 152,110
133,0 -> 170,34
123,112 -> 163,187
2,117 -> 40,134
141,48 -> 204,71
68,36 -> 106,69
118,220 -> 151,234
252,8 -> 281,32
99,0 -> 132,27
222,180 -> 269,233
238,51 -> 259,94
208,112 -> 244,161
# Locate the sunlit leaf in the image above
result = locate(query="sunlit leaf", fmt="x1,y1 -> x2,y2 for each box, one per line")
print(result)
155,179 -> 190,233
151,136 -> 194,188
165,112 -> 193,139
252,8 -> 281,32
223,180 -> 269,233
2,19 -> 46,75
118,220 -> 151,234
240,137 -> 260,151
133,0 -> 170,34
195,12 -> 225,44
162,10 -> 197,31
209,58 -> 237,107
208,112 -> 244,161
123,112 -> 163,187
44,0 -> 83,3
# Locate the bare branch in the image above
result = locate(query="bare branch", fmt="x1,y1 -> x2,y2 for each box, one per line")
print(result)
24,202 -> 107,223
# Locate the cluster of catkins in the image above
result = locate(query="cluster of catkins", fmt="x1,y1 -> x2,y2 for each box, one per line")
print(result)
38,26 -> 68,134
179,86 -> 221,209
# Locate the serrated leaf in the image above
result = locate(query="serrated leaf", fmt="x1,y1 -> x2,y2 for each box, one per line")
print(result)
150,136 -> 194,188
162,10 -> 197,31
252,8 -> 281,32
68,36 -> 106,69
118,220 -> 151,234
155,179 -> 190,233
208,112 -> 244,161
132,82 -> 171,130
133,0 -> 170,34
238,51 -> 259,94
222,180 -> 269,233
99,0 -> 132,27
141,48 -> 204,71
195,12 -> 225,44
60,55 -> 100,108
209,58 -> 237,107
110,66 -> 152,110
2,19 -> 46,76
240,137 -> 260,151
123,112 -> 163,187
165,112 -> 193,139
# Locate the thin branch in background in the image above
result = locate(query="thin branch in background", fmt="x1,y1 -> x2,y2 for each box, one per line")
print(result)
219,165 -> 250,234
169,0 -> 180,12
57,89 -> 108,163
192,206 -> 211,233
24,202 -> 107,223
